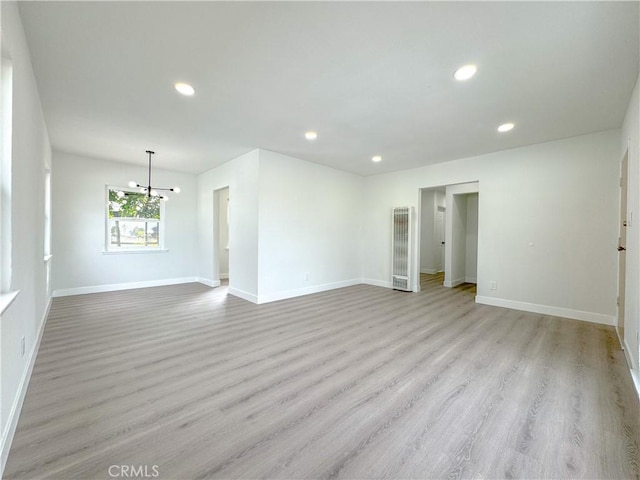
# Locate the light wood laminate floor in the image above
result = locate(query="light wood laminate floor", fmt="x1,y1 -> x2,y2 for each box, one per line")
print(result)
5,275 -> 639,479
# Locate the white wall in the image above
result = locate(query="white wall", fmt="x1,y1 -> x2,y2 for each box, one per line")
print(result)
256,150 -> 363,303
198,149 -> 363,304
465,193 -> 479,283
197,150 -> 259,301
0,1 -> 52,472
51,152 -> 198,294
363,130 -> 620,325
621,72 -> 640,385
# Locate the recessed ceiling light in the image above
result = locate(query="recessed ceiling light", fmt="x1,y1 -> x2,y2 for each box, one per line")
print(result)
497,122 -> 515,132
174,82 -> 195,96
453,64 -> 477,81
372,155 -> 382,163
305,131 -> 317,140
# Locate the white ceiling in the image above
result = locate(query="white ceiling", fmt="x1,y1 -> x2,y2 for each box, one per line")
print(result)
17,1 -> 640,176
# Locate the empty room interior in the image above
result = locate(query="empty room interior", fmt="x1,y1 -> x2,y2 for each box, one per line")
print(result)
2,2 -> 640,479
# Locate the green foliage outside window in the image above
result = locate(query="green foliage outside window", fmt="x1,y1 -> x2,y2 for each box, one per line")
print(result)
108,189 -> 160,219
108,189 -> 161,248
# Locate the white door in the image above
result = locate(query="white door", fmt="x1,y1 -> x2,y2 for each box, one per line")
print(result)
618,152 -> 628,337
435,207 -> 445,272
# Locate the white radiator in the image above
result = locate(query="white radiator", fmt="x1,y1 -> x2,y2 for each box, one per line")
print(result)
392,206 -> 413,291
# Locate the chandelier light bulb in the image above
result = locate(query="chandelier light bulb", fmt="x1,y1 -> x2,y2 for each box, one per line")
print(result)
173,187 -> 181,193
128,181 -> 137,188
116,191 -> 125,198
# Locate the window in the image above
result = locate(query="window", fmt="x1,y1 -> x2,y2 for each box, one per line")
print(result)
1,57 -> 13,294
0,56 -> 18,313
44,169 -> 52,260
106,186 -> 165,252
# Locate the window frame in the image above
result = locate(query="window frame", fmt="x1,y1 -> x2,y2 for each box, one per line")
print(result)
1,56 -> 13,294
0,55 -> 19,314
44,168 -> 52,261
104,185 -> 167,253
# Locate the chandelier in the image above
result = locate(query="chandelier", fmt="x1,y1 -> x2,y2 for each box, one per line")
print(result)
122,150 -> 180,201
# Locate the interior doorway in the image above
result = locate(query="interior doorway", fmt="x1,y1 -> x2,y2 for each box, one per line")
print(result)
418,183 -> 479,289
446,191 -> 478,287
436,205 -> 446,272
618,151 -> 628,341
213,186 -> 230,284
419,187 -> 446,275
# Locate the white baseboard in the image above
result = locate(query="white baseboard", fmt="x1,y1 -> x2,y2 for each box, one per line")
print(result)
52,277 -> 200,297
623,338 -> 639,371
362,278 -> 393,289
625,338 -> 640,400
1,296 -> 51,476
197,277 -> 220,288
475,296 -> 616,326
228,287 -> 258,304
465,276 -> 477,284
420,268 -> 437,274
257,279 -> 361,304
630,368 -> 640,402
219,273 -> 229,280
444,278 -> 465,288
617,326 -> 625,353
618,338 -> 640,401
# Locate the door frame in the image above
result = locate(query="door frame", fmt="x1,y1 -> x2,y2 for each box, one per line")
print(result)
213,186 -> 230,284
444,183 -> 479,287
416,182 -> 479,291
617,150 -> 629,345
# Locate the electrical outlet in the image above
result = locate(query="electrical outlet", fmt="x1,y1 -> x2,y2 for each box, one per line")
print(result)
21,336 -> 25,357
489,281 -> 497,291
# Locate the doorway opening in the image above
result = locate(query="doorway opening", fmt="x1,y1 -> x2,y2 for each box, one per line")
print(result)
618,150 -> 628,345
447,191 -> 479,287
418,183 -> 479,290
213,186 -> 230,285
419,187 -> 446,275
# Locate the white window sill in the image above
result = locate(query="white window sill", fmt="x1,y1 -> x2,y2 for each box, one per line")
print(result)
102,249 -> 169,255
0,290 -> 20,315
44,254 -> 53,263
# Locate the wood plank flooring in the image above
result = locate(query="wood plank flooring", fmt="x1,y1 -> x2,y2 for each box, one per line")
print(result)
4,274 -> 639,479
